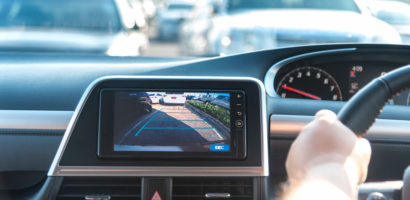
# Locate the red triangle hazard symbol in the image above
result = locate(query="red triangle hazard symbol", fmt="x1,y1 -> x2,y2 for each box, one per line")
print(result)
151,190 -> 162,200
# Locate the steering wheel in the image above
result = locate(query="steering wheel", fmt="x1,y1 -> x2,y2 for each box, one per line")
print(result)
337,65 -> 410,137
337,65 -> 410,199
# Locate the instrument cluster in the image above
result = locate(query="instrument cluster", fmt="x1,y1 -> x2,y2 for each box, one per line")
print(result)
266,49 -> 410,106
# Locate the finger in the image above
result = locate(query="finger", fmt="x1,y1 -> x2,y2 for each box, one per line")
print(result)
355,138 -> 372,165
315,109 -> 337,120
352,138 -> 372,184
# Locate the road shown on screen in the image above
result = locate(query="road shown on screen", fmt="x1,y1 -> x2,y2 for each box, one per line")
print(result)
116,104 -> 229,151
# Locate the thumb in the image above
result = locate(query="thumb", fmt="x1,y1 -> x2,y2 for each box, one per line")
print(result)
351,138 -> 372,184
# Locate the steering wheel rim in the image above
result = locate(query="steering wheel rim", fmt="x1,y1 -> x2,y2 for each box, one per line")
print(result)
338,65 -> 410,136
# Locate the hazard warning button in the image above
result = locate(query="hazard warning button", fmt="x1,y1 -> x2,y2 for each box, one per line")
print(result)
151,190 -> 162,200
142,178 -> 171,200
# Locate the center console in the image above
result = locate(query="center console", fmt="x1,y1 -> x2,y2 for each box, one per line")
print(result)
41,76 -> 269,200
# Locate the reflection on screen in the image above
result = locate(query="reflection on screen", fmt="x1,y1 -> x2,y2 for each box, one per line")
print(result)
113,91 -> 231,152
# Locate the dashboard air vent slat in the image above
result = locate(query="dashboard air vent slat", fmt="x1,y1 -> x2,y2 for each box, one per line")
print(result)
57,177 -> 141,200
172,177 -> 254,200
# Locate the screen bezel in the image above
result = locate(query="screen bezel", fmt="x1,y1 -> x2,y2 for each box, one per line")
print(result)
98,89 -> 246,160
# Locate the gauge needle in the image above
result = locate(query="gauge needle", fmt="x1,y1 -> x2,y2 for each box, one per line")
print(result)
281,85 -> 321,100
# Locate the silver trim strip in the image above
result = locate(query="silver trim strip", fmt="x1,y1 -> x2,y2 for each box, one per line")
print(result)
359,181 -> 403,191
205,193 -> 231,198
264,48 -> 356,97
0,110 -> 72,130
53,166 -> 264,177
270,115 -> 410,140
48,76 -> 269,177
85,195 -> 111,200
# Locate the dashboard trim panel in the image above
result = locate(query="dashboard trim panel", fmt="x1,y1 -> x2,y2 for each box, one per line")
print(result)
53,166 -> 266,177
0,110 -> 71,131
48,76 -> 269,177
270,114 -> 410,141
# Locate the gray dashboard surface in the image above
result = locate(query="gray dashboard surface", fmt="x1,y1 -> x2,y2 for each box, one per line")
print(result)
4,44 -> 410,110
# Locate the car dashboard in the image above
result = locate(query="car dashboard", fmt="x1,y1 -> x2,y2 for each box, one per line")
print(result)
0,44 -> 409,200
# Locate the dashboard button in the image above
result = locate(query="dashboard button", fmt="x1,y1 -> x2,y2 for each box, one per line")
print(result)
210,144 -> 230,151
235,120 -> 244,128
142,178 -> 171,200
85,195 -> 111,200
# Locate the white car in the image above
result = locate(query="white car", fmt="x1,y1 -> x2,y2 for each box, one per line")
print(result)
180,0 -> 401,56
155,0 -> 195,40
366,0 -> 410,44
149,93 -> 162,104
161,92 -> 187,105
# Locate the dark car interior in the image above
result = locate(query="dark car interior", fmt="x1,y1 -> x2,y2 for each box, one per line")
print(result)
0,44 -> 410,199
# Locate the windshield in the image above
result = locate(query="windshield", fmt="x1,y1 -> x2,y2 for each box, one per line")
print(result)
165,92 -> 184,94
168,4 -> 194,10
227,0 -> 360,12
0,0 -> 122,32
0,0 -> 409,57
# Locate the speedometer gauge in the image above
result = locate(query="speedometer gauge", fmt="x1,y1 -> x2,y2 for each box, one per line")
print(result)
276,67 -> 343,101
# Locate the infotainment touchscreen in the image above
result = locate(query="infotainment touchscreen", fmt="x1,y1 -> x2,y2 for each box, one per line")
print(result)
98,89 -> 246,159
114,91 -> 232,152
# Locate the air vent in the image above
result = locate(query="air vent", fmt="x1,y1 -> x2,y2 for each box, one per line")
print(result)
57,177 -> 141,200
173,177 -> 254,200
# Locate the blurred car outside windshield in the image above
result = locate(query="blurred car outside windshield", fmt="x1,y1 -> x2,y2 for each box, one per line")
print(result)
0,0 -> 121,32
0,0 -> 149,56
366,0 -> 410,43
227,0 -> 360,12
153,0 -> 195,41
0,0 -> 409,57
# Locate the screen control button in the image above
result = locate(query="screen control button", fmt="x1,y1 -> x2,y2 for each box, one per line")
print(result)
236,93 -> 243,99
235,120 -> 244,128
236,111 -> 243,116
210,144 -> 230,151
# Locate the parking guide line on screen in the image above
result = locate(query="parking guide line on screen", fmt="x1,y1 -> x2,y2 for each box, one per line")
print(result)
135,109 -> 162,137
134,106 -> 219,136
198,116 -> 224,139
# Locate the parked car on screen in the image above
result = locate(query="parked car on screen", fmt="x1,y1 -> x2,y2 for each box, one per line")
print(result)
211,95 -> 230,109
179,0 -> 401,56
155,0 -> 195,40
128,92 -> 153,114
149,93 -> 162,104
199,93 -> 214,103
161,92 -> 187,105
0,0 -> 149,56
366,0 -> 410,44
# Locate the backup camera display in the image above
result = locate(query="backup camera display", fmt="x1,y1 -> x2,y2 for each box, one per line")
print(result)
112,91 -> 231,152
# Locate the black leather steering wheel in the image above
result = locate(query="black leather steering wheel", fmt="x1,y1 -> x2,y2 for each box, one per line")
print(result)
338,65 -> 410,137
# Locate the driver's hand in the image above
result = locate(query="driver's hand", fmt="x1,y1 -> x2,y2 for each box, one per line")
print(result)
285,110 -> 371,199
